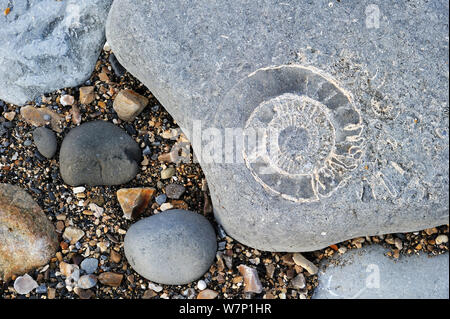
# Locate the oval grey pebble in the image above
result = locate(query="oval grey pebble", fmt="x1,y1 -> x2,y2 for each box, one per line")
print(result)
33,127 -> 57,159
124,209 -> 217,285
80,258 -> 98,274
77,274 -> 97,289
155,194 -> 167,205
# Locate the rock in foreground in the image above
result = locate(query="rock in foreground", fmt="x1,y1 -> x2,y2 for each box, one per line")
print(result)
0,184 -> 58,280
107,0 -> 449,251
0,0 -> 113,105
124,209 -> 217,285
59,121 -> 141,186
313,245 -> 449,299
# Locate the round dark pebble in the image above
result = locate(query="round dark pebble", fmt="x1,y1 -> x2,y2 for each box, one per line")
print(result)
33,127 -> 57,159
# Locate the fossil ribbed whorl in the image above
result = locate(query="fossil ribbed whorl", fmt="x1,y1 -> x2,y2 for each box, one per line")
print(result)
232,65 -> 364,202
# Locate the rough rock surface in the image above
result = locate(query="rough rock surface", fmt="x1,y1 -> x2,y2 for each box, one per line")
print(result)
20,105 -> 64,133
0,184 -> 58,280
0,0 -> 113,105
116,187 -> 156,219
124,209 -> 217,285
313,245 -> 449,299
59,121 -> 141,186
33,127 -> 57,159
113,89 -> 149,122
107,0 -> 449,251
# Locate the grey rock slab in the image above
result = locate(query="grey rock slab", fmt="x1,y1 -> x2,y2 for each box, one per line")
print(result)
107,0 -> 449,252
124,209 -> 217,285
33,127 -> 57,159
0,0 -> 113,105
59,121 -> 141,186
313,245 -> 449,299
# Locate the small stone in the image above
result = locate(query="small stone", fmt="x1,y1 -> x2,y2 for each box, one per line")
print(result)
117,187 -> 156,219
265,264 -> 275,279
98,272 -> 123,287
238,264 -> 263,294
148,282 -> 163,292
161,167 -> 176,179
4,111 -> 15,121
291,273 -> 306,289
197,289 -> 219,299
113,89 -> 148,122
33,127 -> 57,159
79,86 -> 95,104
98,71 -> 110,82
47,288 -> 56,299
110,250 -> 122,263
171,200 -> 188,210
73,186 -> 86,194
80,258 -> 98,274
165,184 -> 186,199
20,105 -> 64,132
394,238 -> 403,250
435,234 -> 448,245
143,289 -> 157,299
338,246 -> 348,254
425,228 -> 438,236
77,274 -> 98,289
160,202 -> 173,211
13,274 -> 38,295
70,104 -> 82,125
197,279 -> 207,290
292,253 -> 318,275
63,226 -> 85,244
60,95 -> 75,106
59,262 -> 79,278
155,194 -> 167,205
74,287 -> 94,299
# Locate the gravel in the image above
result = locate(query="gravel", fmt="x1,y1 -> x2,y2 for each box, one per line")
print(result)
0,48 -> 447,300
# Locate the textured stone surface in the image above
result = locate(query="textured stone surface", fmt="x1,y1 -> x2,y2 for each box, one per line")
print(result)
113,89 -> 148,122
33,127 -> 57,159
59,121 -> 141,186
0,0 -> 113,105
20,105 -> 64,133
124,209 -> 217,285
79,86 -> 95,105
116,187 -> 156,219
107,0 -> 449,251
313,245 -> 449,299
0,184 -> 58,280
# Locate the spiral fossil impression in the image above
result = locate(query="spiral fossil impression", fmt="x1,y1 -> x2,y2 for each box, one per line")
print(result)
234,65 -> 364,203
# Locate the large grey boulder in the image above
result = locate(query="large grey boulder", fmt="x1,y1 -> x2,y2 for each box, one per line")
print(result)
124,209 -> 217,285
107,0 -> 449,251
0,0 -> 113,105
59,121 -> 141,186
313,245 -> 449,299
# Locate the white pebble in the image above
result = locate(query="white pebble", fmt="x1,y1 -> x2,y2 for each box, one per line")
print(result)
73,186 -> 85,194
435,234 -> 448,245
14,274 -> 38,295
197,280 -> 207,290
160,203 -> 173,211
148,282 -> 163,292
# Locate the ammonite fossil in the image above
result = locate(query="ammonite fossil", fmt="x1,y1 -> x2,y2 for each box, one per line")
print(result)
219,64 -> 364,203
